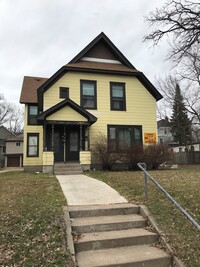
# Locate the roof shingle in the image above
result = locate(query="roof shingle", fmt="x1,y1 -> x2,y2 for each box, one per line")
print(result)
20,76 -> 48,104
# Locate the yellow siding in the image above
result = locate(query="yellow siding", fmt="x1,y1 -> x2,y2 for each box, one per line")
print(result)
44,72 -> 157,144
80,151 -> 91,165
23,105 -> 43,166
46,106 -> 87,121
42,151 -> 54,166
24,72 -> 158,168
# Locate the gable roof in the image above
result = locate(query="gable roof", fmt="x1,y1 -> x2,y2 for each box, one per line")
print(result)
157,118 -> 171,128
20,32 -> 163,108
0,125 -> 14,139
68,32 -> 135,69
37,98 -> 97,125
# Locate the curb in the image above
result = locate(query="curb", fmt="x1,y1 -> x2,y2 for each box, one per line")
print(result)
63,206 -> 76,266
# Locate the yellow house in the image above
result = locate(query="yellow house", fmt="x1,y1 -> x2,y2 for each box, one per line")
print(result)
20,32 -> 162,173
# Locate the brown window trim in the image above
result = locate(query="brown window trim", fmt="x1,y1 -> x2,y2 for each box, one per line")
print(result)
110,82 -> 126,111
60,87 -> 69,99
107,125 -> 143,152
80,80 -> 97,110
27,133 -> 39,157
28,104 -> 38,125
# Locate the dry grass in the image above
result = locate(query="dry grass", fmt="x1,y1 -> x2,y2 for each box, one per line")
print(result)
87,165 -> 200,267
0,171 -> 73,267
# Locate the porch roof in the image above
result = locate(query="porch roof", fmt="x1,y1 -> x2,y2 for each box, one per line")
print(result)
37,98 -> 97,125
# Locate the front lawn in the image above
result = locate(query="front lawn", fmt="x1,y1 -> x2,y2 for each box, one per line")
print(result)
0,172 -> 73,267
87,166 -> 200,267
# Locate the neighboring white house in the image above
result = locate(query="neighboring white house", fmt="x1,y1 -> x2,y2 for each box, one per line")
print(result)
171,143 -> 200,153
5,134 -> 23,167
157,118 -> 173,144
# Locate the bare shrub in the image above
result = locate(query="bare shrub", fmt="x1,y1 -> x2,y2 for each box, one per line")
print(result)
123,144 -> 144,170
144,144 -> 172,169
91,134 -> 123,170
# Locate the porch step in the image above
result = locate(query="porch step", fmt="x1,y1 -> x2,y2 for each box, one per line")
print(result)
54,162 -> 83,175
76,245 -> 171,267
67,203 -> 173,267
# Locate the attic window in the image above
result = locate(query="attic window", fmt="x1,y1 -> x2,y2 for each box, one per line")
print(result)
60,87 -> 69,99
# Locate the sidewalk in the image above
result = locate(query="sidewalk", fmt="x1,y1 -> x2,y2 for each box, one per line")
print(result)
0,167 -> 23,173
56,174 -> 128,205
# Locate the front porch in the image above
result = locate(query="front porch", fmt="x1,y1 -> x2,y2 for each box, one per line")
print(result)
36,98 -> 97,174
42,124 -> 92,173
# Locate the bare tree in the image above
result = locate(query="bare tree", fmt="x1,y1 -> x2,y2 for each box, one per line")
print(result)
0,94 -> 24,134
8,105 -> 24,134
144,0 -> 200,64
0,94 -> 13,125
157,45 -> 200,123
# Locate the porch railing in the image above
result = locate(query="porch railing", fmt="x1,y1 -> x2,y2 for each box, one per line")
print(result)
137,163 -> 200,231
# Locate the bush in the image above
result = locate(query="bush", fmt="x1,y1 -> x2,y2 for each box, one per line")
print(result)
123,144 -> 144,170
144,143 -> 172,169
91,134 -> 123,170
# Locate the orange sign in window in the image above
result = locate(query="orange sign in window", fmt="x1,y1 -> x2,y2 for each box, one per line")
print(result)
144,133 -> 156,144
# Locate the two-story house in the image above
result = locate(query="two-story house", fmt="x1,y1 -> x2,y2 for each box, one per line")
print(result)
4,134 -> 23,167
20,32 -> 162,173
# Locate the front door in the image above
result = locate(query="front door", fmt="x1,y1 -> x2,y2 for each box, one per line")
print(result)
66,128 -> 79,161
54,126 -> 64,162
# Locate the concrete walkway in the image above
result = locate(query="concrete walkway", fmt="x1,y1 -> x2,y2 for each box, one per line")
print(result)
56,174 -> 128,205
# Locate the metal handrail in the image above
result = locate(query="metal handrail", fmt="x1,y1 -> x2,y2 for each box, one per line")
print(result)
137,163 -> 200,231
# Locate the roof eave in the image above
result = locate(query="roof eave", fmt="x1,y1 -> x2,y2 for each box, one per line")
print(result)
37,98 -> 97,125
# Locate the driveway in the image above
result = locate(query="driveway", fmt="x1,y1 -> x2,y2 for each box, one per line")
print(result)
56,174 -> 128,205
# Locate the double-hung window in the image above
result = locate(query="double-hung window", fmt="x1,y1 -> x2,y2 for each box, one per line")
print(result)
28,105 -> 38,125
27,133 -> 39,157
108,125 -> 142,151
110,82 -> 126,111
80,80 -> 97,109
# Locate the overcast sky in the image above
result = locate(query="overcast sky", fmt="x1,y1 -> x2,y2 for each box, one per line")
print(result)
0,0 -> 171,106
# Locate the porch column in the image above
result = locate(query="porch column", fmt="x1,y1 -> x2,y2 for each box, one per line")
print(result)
51,124 -> 54,151
88,126 -> 90,151
43,121 -> 47,151
63,126 -> 66,162
80,125 -> 83,151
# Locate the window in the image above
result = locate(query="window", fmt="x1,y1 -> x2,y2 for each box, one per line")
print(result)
80,80 -> 97,109
27,133 -> 39,157
16,142 -> 21,146
110,82 -> 126,111
28,105 -> 38,125
60,87 -> 69,99
108,125 -> 142,151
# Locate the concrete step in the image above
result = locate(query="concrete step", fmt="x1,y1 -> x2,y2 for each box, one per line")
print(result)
74,228 -> 158,252
76,244 -> 171,267
54,170 -> 83,175
69,203 -> 139,218
71,214 -> 146,233
54,162 -> 83,175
